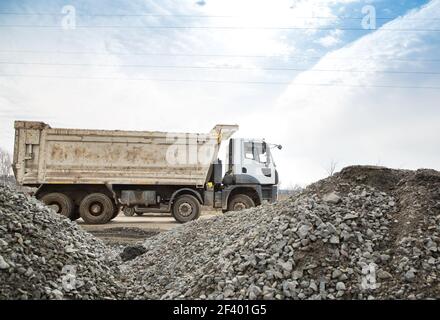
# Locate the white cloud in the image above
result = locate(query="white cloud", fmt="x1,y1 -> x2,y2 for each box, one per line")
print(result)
1,0 -> 438,188
316,29 -> 343,47
274,0 -> 440,185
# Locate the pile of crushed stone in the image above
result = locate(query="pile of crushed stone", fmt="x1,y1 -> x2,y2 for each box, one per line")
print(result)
1,165 -> 439,300
122,166 -> 440,300
0,185 -> 124,299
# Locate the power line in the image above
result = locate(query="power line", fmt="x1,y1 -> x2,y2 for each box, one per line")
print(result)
0,73 -> 439,89
1,61 -> 439,75
1,49 -> 439,63
0,24 -> 439,32
0,12 -> 439,21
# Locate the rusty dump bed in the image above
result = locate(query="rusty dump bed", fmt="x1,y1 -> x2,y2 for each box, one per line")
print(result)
13,121 -> 238,187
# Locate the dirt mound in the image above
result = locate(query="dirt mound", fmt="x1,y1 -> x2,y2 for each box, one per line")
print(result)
0,185 -> 123,299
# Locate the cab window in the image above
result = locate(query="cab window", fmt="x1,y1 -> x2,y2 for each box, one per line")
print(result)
255,143 -> 269,164
244,142 -> 255,160
244,142 -> 269,164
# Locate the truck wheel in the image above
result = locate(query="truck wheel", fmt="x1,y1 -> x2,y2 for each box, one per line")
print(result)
123,207 -> 135,217
227,194 -> 255,212
79,193 -> 114,224
41,193 -> 75,220
172,195 -> 201,223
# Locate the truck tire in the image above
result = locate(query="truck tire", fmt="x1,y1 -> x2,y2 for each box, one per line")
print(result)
79,193 -> 114,224
123,207 -> 135,217
41,193 -> 75,220
227,194 -> 255,212
172,194 -> 201,223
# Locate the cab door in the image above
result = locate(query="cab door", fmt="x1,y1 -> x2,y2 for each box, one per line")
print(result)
241,140 -> 275,185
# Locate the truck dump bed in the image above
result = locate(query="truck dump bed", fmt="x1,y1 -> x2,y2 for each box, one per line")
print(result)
13,121 -> 238,187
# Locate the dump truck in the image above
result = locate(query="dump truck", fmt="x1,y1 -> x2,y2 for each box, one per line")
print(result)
13,121 -> 281,224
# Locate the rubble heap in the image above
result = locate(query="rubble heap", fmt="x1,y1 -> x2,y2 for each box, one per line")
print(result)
122,166 -> 440,300
0,185 -> 123,299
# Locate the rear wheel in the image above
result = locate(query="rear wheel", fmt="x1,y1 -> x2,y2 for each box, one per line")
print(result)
79,193 -> 114,224
123,206 -> 135,217
227,194 -> 255,212
40,193 -> 74,220
172,194 -> 201,223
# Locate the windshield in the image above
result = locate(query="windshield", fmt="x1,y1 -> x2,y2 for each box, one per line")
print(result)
244,141 -> 271,164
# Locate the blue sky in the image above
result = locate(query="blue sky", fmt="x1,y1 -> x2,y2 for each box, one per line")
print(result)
0,0 -> 439,186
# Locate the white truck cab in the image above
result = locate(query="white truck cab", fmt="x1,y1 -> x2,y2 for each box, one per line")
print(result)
218,138 -> 281,211
226,138 -> 278,185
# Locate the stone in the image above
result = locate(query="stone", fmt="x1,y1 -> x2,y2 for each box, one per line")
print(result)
377,270 -> 392,280
329,236 -> 340,244
336,282 -> 346,291
248,285 -> 262,299
404,270 -> 416,282
0,255 -> 10,269
332,269 -> 342,279
279,261 -> 293,273
323,192 -> 341,204
343,213 -> 358,220
297,225 -> 311,238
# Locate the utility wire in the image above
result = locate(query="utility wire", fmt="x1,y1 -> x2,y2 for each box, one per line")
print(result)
0,73 -> 439,89
0,12 -> 439,21
1,61 -> 439,75
0,24 -> 439,32
1,49 -> 439,63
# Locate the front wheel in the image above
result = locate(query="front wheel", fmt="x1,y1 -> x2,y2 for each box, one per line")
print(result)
172,195 -> 201,223
227,194 -> 255,212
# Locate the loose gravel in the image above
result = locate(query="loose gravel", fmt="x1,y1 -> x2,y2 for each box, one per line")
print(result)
0,185 -> 124,299
1,166 -> 440,300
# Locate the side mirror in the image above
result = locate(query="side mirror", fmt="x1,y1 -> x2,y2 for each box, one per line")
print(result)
277,145 -> 282,150
262,141 -> 267,154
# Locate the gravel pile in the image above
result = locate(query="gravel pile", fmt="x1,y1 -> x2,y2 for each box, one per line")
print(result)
1,165 -> 439,300
122,166 -> 440,300
0,185 -> 123,299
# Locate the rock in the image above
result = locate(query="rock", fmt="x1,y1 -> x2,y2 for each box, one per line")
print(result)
0,255 -> 10,269
248,285 -> 262,299
332,269 -> 342,279
297,225 -> 311,238
377,269 -> 392,280
323,192 -> 341,204
309,281 -> 318,292
52,289 -> 64,300
329,236 -> 340,244
279,261 -> 293,273
343,213 -> 358,220
404,270 -> 416,282
336,282 -> 346,291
